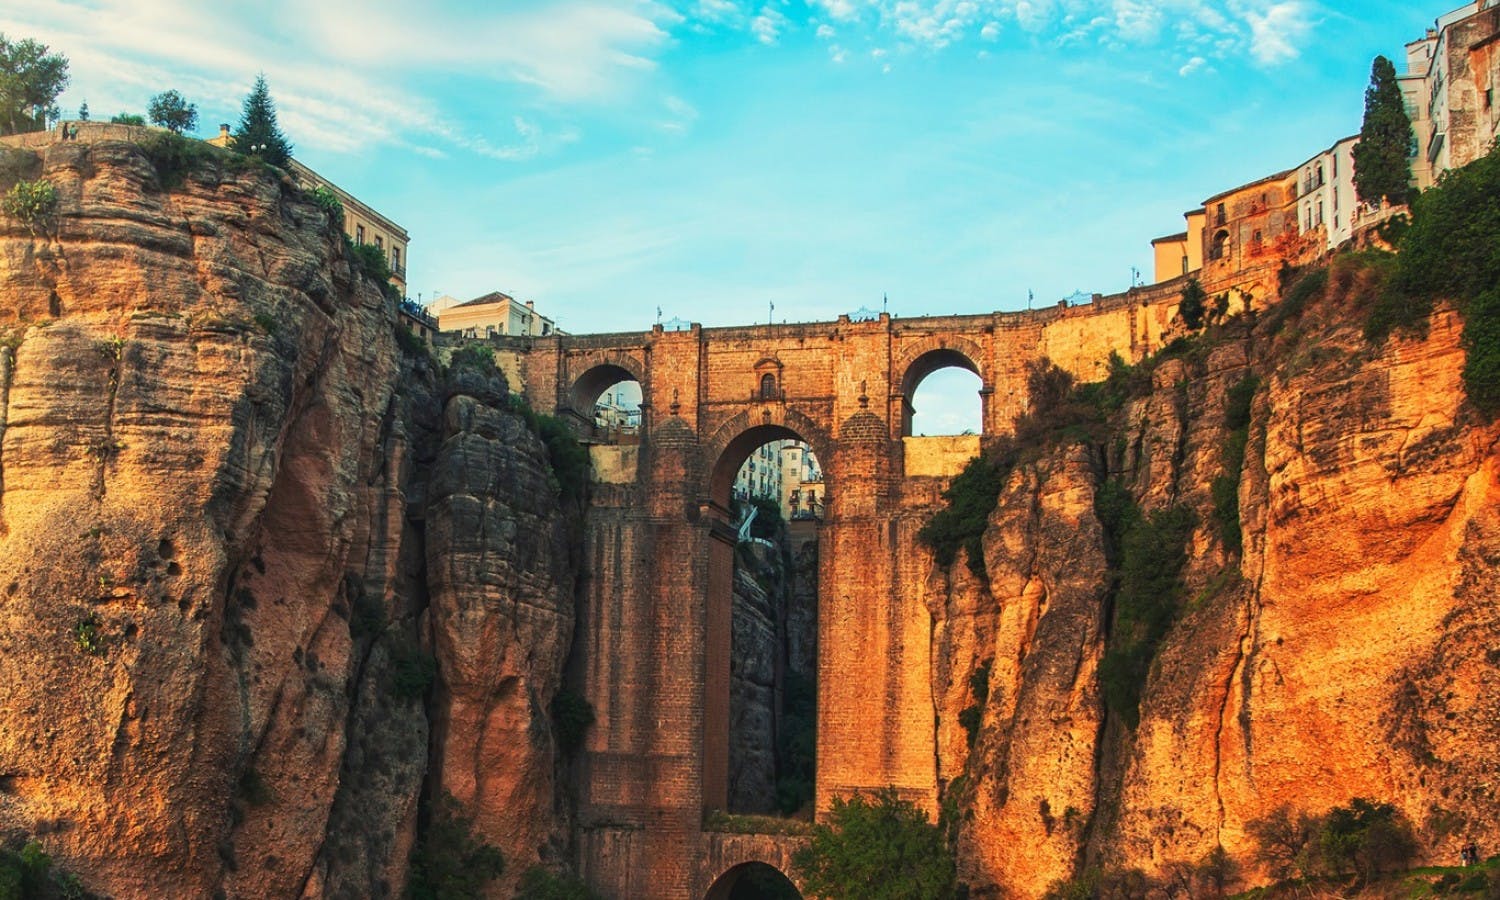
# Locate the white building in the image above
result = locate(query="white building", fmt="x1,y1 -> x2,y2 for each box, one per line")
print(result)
436,291 -> 559,338
733,440 -> 826,521
1398,1 -> 1500,191
1295,136 -> 1360,250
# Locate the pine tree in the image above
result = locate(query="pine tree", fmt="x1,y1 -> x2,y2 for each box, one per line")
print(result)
1352,56 -> 1413,207
231,74 -> 292,168
77,100 -> 88,121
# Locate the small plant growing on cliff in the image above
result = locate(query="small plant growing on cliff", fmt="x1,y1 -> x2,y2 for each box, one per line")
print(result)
147,89 -> 197,134
551,690 -> 594,756
389,638 -> 437,700
793,788 -> 956,900
407,793 -> 504,900
1211,375 -> 1258,555
73,614 -> 104,655
0,840 -> 88,899
308,185 -> 344,228
1313,798 -> 1417,884
2,177 -> 57,235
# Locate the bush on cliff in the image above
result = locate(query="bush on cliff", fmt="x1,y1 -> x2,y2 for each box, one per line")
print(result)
407,793 -> 504,900
516,866 -> 599,900
1096,488 -> 1194,729
1366,139 -> 1500,415
0,841 -> 88,899
792,788 -> 955,900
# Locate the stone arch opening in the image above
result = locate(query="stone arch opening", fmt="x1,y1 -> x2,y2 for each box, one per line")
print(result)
899,347 -> 985,437
704,424 -> 822,820
568,363 -> 641,444
704,861 -> 803,899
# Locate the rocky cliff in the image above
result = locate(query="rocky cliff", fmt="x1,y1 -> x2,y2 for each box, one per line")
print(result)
0,139 -> 581,899
934,271 -> 1500,897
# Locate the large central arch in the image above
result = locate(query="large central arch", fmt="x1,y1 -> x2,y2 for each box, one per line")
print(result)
702,418 -> 828,814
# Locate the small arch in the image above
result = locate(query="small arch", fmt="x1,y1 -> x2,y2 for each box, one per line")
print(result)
703,862 -> 803,900
897,346 -> 984,437
569,361 -> 642,443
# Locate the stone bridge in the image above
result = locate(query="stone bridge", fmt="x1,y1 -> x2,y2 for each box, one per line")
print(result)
493,286 -> 1186,898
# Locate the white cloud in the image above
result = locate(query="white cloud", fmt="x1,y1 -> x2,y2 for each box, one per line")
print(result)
817,23 -> 837,39
1178,55 -> 1207,76
830,44 -> 850,62
814,0 -> 860,22
980,21 -> 1001,40
1242,1 -> 1312,64
751,5 -> 788,43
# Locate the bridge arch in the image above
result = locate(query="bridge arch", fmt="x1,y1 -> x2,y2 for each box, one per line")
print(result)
703,861 -> 803,900
704,409 -> 833,509
568,356 -> 644,413
895,337 -> 989,436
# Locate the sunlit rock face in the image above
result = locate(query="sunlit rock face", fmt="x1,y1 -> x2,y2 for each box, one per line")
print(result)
0,140 -> 582,900
940,300 -> 1499,898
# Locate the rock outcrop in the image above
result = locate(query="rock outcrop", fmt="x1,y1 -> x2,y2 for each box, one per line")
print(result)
0,140 -> 582,899
938,287 -> 1500,897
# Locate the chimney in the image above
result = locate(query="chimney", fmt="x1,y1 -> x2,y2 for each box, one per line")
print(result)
526,300 -> 534,309
219,123 -> 230,139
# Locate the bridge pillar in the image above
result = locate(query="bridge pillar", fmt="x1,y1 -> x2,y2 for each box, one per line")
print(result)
816,411 -> 939,817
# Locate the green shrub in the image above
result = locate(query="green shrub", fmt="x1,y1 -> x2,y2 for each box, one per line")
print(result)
345,237 -> 399,301
793,788 -> 956,900
237,767 -> 272,806
109,112 -> 144,125
775,669 -> 816,815
0,840 -> 89,900
2,178 -> 57,235
551,690 -> 594,756
73,614 -> 104,655
918,453 -> 1005,575
957,705 -> 982,748
1097,495 -> 1194,728
1212,375 -> 1258,555
503,395 -> 591,505
1314,798 -> 1416,883
390,639 -> 437,700
141,131 -> 220,190
516,865 -> 599,900
308,185 -> 344,228
1462,288 -> 1500,416
407,793 -> 504,900
447,343 -> 495,375
1179,277 -> 1208,330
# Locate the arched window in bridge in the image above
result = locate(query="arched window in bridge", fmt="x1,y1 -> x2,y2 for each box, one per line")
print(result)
760,372 -> 777,400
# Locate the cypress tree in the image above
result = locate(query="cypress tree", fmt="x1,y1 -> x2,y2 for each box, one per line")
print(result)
232,74 -> 292,168
1352,55 -> 1413,207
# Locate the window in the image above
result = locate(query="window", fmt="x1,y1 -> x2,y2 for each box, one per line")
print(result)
1181,255 -> 1189,275
392,247 -> 401,271
375,235 -> 383,251
1316,201 -> 1323,226
1215,202 -> 1226,226
355,224 -> 365,244
760,372 -> 777,400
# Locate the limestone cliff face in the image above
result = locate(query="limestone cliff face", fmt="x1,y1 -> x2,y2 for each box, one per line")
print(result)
0,141 -> 579,899
941,294 -> 1500,897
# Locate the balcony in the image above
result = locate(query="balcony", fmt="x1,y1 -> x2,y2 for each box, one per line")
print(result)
391,263 -> 406,281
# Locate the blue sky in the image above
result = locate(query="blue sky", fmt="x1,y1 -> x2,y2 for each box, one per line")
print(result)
2,1 -> 1446,431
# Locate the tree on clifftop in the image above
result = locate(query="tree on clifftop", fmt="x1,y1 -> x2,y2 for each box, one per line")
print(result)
148,89 -> 198,134
0,33 -> 69,135
1353,55 -> 1413,207
232,74 -> 292,168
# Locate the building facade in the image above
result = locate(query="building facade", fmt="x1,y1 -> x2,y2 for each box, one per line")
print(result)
1400,1 -> 1500,191
1295,136 -> 1360,251
1149,209 -> 1205,284
436,292 -> 559,338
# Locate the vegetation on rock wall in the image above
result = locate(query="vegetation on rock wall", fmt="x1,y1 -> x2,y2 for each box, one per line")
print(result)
516,865 -> 600,900
407,793 -> 505,900
0,841 -> 89,899
1247,798 -> 1420,888
1365,140 -> 1500,414
775,669 -> 816,815
1211,375 -> 1259,555
1096,487 -> 1195,729
793,788 -> 956,900
550,690 -> 595,757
